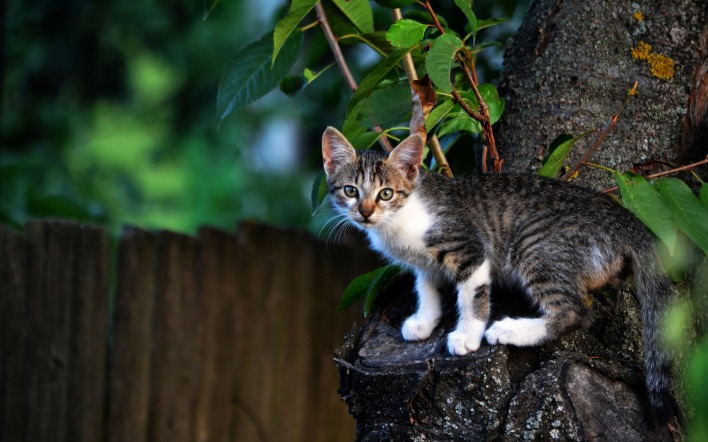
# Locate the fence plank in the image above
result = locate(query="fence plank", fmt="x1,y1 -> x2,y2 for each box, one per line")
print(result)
0,226 -> 29,442
25,222 -> 79,442
107,227 -> 157,442
66,224 -> 110,442
194,227 -> 240,442
2,220 -> 379,442
308,232 -> 375,442
232,223 -> 379,442
149,231 -> 202,442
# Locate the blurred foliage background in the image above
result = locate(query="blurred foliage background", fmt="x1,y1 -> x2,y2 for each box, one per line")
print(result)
1,0 -> 526,235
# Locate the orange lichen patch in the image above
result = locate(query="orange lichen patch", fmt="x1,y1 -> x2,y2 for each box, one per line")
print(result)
631,41 -> 652,60
647,53 -> 675,80
633,11 -> 644,21
630,41 -> 675,80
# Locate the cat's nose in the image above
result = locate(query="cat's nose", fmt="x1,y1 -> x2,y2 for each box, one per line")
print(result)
359,207 -> 373,219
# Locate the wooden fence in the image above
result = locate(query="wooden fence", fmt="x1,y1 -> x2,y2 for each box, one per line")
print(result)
0,221 -> 379,442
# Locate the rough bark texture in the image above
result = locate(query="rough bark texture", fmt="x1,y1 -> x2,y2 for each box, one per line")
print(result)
496,0 -> 708,188
336,0 -> 708,439
337,280 -> 674,441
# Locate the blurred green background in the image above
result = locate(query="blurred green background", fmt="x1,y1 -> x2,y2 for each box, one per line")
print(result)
1,0 -> 525,235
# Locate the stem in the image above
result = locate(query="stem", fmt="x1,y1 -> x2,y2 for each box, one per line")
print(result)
314,2 -> 394,152
315,3 -> 356,92
393,8 -> 452,177
422,0 -> 502,173
601,157 -> 708,193
562,88 -> 635,181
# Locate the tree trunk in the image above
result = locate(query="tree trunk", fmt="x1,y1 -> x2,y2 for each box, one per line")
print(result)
497,0 -> 708,187
336,0 -> 707,440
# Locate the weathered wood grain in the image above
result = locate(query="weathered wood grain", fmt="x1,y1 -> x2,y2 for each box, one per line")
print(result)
107,227 -> 157,442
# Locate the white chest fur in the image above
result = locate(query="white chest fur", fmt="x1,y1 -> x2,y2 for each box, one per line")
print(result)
366,194 -> 433,267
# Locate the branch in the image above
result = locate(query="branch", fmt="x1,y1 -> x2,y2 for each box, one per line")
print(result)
562,83 -> 637,181
601,157 -> 708,193
315,2 -> 394,152
422,0 -> 503,173
393,8 -> 453,177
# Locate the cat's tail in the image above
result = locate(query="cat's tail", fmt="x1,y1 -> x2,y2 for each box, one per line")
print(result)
631,244 -> 674,425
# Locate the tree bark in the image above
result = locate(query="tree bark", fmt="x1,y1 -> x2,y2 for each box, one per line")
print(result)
336,0 -> 707,440
497,0 -> 708,188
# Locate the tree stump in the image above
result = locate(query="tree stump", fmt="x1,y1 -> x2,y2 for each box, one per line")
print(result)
335,280 -> 673,441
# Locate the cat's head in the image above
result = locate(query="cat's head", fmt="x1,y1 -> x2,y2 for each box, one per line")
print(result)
321,127 -> 424,229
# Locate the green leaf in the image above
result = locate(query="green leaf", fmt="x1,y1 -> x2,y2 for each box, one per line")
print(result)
425,33 -> 463,93
615,172 -> 678,254
437,113 -> 482,138
342,99 -> 385,149
333,0 -> 373,34
386,19 -> 429,49
469,40 -> 506,55
279,75 -> 307,97
427,98 -> 456,131
477,17 -> 509,31
340,31 -> 394,55
537,131 -> 593,178
217,31 -> 302,123
364,265 -> 403,317
454,0 -> 478,36
272,0 -> 318,65
466,83 -> 505,124
373,0 -> 416,8
700,183 -> 708,207
337,265 -> 403,316
346,47 -> 411,115
358,82 -> 412,129
310,171 -> 328,215
656,178 -> 708,256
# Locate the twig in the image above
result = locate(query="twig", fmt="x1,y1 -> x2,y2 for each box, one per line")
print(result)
459,54 -> 502,173
422,0 -> 503,173
562,83 -> 637,181
315,2 -> 394,152
601,157 -> 708,193
393,8 -> 452,177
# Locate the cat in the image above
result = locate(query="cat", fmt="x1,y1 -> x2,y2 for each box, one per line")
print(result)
321,126 -> 674,424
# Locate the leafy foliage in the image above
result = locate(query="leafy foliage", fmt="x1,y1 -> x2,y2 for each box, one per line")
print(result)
217,30 -> 303,124
338,265 -> 403,316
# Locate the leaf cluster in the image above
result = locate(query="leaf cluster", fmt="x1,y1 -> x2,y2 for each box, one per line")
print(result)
217,0 -> 508,157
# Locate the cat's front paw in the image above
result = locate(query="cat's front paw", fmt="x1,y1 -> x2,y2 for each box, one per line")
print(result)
446,319 -> 486,355
401,315 -> 438,341
484,317 -> 548,347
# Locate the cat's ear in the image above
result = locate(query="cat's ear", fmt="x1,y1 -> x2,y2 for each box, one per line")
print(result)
389,133 -> 425,181
322,127 -> 356,176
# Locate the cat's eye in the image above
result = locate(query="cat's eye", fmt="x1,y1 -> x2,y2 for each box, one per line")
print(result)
378,188 -> 394,201
343,185 -> 358,198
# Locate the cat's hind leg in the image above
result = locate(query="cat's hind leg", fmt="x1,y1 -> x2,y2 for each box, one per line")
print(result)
485,278 -> 591,347
402,271 -> 443,341
447,260 -> 492,355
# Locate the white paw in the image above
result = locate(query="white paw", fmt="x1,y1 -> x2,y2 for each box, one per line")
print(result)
401,315 -> 438,341
447,331 -> 483,355
484,317 -> 548,347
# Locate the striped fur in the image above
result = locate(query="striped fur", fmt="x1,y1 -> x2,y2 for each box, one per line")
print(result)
322,127 -> 674,424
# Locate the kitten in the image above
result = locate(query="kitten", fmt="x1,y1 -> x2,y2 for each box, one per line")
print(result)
321,126 -> 673,424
